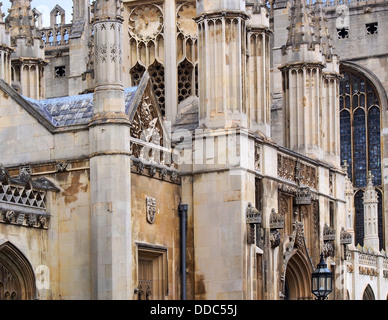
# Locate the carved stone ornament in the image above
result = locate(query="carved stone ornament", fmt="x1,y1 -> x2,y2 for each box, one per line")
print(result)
3,210 -> 16,223
323,241 -> 334,258
323,223 -> 335,241
340,227 -> 352,245
146,196 -> 157,224
246,203 -> 261,224
270,229 -> 281,248
270,208 -> 284,230
56,162 -> 69,172
295,187 -> 312,205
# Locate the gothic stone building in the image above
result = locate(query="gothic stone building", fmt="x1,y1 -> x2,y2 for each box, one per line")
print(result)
0,0 -> 387,300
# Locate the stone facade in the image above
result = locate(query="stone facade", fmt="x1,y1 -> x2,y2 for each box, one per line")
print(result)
0,0 -> 386,301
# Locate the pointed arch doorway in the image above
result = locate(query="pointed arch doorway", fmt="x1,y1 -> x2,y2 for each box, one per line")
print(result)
0,240 -> 36,300
284,250 -> 313,300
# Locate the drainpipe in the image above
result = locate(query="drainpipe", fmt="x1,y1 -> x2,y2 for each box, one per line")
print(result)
179,201 -> 188,300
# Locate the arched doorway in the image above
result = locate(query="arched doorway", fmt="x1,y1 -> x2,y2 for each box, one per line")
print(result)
284,250 -> 313,300
362,284 -> 375,300
0,240 -> 36,300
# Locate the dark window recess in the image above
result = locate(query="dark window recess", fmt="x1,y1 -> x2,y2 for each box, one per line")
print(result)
337,28 -> 349,39
55,66 -> 66,78
366,22 -> 378,35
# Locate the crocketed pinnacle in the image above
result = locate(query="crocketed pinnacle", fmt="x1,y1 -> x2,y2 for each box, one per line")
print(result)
92,0 -> 124,23
312,0 -> 335,59
286,0 -> 316,49
6,0 -> 39,45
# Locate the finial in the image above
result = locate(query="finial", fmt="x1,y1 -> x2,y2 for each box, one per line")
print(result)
367,170 -> 374,185
342,160 -> 349,172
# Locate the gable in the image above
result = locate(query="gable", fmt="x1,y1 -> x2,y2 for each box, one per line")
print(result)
127,72 -> 171,164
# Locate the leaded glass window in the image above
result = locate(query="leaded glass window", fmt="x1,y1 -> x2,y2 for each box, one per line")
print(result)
339,68 -> 383,249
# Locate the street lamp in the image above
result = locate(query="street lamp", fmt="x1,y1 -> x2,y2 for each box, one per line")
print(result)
311,253 -> 333,300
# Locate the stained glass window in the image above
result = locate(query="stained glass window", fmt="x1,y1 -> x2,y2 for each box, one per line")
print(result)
353,108 -> 366,188
339,68 -> 383,250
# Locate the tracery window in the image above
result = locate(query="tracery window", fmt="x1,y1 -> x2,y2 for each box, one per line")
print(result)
339,68 -> 383,249
128,3 -> 166,115
176,2 -> 198,105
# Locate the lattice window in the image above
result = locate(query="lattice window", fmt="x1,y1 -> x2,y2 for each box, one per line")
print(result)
130,62 -> 146,87
176,1 -> 198,104
339,68 -> 383,249
148,60 -> 165,115
178,59 -> 193,103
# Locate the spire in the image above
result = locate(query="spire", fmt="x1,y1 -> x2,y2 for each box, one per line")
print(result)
312,0 -> 335,60
286,0 -> 316,49
92,0 -> 124,23
6,0 -> 39,46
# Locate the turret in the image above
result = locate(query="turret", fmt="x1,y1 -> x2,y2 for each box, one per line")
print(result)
195,0 -> 248,128
89,0 -> 132,300
6,0 -> 48,99
279,0 -> 340,166
0,2 -> 13,83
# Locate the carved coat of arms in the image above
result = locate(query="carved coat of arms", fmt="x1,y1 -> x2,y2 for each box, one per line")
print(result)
146,196 -> 157,224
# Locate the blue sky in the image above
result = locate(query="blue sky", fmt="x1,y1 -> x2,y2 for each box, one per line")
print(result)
1,1 -> 76,26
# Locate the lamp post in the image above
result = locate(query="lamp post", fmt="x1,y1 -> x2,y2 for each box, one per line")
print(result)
311,253 -> 333,300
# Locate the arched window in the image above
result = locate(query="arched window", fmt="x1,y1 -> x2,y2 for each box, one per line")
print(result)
362,284 -> 375,300
339,67 -> 383,250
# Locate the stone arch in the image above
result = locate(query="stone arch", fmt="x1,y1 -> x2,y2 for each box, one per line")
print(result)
284,249 -> 314,300
362,284 -> 375,300
0,240 -> 36,300
340,61 -> 388,111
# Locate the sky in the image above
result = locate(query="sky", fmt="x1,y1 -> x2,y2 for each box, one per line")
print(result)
1,1 -> 78,26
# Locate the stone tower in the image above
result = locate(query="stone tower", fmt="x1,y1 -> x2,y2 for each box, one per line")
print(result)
246,1 -> 271,136
6,0 -> 48,99
196,0 -> 248,129
363,171 -> 380,251
312,0 -> 341,166
188,0 -> 270,300
279,0 -> 340,165
0,3 -> 13,84
89,0 -> 132,299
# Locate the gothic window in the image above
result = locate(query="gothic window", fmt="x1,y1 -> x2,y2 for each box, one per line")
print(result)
55,66 -> 66,78
337,27 -> 349,39
48,32 -> 54,46
366,22 -> 378,35
63,30 -> 69,44
178,59 -> 194,103
339,68 -> 383,249
130,62 -> 146,87
176,1 -> 198,104
128,4 -> 165,115
148,60 -> 166,115
41,32 -> 47,45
